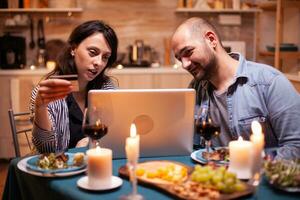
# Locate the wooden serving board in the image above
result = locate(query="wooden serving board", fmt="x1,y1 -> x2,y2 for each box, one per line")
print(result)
118,160 -> 255,200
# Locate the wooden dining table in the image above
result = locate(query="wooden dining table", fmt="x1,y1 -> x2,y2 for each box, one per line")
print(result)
2,147 -> 299,200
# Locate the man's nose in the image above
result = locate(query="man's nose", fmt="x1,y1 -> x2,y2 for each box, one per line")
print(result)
181,57 -> 191,69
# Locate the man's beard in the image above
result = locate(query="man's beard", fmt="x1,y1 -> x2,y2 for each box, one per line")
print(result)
195,51 -> 217,81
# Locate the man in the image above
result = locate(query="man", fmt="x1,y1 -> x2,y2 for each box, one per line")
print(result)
171,17 -> 300,159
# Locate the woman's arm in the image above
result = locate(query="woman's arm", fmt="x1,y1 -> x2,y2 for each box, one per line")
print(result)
30,79 -> 72,153
34,79 -> 72,130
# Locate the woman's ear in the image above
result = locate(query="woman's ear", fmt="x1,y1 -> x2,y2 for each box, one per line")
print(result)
204,31 -> 217,49
70,45 -> 77,57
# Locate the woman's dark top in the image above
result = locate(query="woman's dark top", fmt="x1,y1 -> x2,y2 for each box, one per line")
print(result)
66,94 -> 84,148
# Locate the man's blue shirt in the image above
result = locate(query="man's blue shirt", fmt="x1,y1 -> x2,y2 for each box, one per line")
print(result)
191,53 -> 300,159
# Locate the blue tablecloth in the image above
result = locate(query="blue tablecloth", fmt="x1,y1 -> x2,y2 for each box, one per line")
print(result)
2,148 -> 299,200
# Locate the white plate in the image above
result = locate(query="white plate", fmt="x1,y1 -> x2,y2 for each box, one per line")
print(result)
26,153 -> 86,173
17,156 -> 86,177
77,176 -> 123,191
190,148 -> 229,165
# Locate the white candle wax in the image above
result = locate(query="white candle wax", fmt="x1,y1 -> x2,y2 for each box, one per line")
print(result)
250,121 -> 265,174
125,123 -> 140,165
228,136 -> 253,179
86,146 -> 112,187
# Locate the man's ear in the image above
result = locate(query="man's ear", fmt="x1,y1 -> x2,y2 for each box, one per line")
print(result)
204,31 -> 217,49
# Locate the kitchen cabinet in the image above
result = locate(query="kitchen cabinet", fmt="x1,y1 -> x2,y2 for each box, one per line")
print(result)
0,67 -> 192,158
0,8 -> 83,17
285,73 -> 300,92
256,0 -> 300,70
0,70 -> 44,158
0,7 -> 82,14
0,7 -> 83,35
175,8 -> 260,13
0,8 -> 82,12
108,68 -> 193,89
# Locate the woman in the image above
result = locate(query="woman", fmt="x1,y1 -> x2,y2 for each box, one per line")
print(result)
30,20 -> 118,153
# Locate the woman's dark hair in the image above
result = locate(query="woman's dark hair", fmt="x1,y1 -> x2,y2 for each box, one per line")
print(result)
46,20 -> 118,91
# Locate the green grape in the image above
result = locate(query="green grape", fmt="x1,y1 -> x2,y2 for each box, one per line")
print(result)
191,164 -> 246,194
224,177 -> 236,186
212,174 -> 223,185
217,166 -> 226,174
207,170 -> 214,180
190,172 -> 198,181
191,174 -> 197,182
222,184 -> 235,193
234,182 -> 246,192
216,182 -> 226,191
215,172 -> 224,180
224,171 -> 236,180
191,170 -> 199,177
202,165 -> 213,172
194,164 -> 202,171
197,173 -> 210,183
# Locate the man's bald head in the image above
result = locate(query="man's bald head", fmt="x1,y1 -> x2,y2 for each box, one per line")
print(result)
173,17 -> 222,44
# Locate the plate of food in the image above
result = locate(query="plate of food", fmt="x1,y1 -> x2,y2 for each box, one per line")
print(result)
119,161 -> 191,185
264,158 -> 300,192
191,147 -> 229,165
170,164 -> 254,200
18,152 -> 86,177
135,161 -> 190,185
119,161 -> 254,200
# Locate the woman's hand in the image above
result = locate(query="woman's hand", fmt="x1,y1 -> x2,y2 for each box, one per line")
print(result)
76,137 -> 89,148
35,79 -> 73,109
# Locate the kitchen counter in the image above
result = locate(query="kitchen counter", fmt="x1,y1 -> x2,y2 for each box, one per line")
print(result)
1,68 -> 298,78
0,67 -> 189,75
0,68 -> 51,76
107,67 -> 190,74
285,72 -> 300,82
285,72 -> 300,93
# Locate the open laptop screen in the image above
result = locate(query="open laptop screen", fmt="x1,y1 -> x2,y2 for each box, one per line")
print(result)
88,89 -> 195,158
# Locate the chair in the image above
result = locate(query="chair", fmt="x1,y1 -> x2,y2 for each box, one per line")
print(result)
8,109 -> 33,157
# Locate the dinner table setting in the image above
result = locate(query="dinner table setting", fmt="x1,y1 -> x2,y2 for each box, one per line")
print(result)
2,121 -> 300,200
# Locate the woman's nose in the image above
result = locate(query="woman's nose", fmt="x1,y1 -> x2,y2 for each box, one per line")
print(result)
93,55 -> 104,67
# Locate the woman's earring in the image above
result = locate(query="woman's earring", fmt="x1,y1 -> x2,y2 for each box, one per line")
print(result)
71,50 -> 75,57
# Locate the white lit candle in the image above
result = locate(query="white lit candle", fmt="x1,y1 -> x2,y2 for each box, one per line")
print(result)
86,146 -> 112,187
125,123 -> 140,165
250,121 -> 265,175
228,136 -> 253,179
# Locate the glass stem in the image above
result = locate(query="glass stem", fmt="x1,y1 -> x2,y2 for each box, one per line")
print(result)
131,164 -> 137,196
206,140 -> 211,161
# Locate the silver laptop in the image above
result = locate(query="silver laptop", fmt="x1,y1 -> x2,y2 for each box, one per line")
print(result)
88,89 -> 195,158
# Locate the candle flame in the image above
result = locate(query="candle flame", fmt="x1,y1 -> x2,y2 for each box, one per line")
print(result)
208,118 -> 212,124
96,119 -> 101,126
251,121 -> 262,135
238,136 -> 243,141
130,123 -> 137,137
96,145 -> 101,151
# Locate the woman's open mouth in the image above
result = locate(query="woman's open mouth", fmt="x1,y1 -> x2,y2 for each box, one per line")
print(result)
87,69 -> 98,78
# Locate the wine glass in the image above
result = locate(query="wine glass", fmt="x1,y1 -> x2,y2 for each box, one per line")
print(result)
82,107 -> 108,148
195,106 -> 220,162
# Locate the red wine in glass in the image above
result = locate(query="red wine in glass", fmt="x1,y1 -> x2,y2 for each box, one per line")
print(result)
195,119 -> 220,161
83,123 -> 108,140
196,121 -> 220,140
